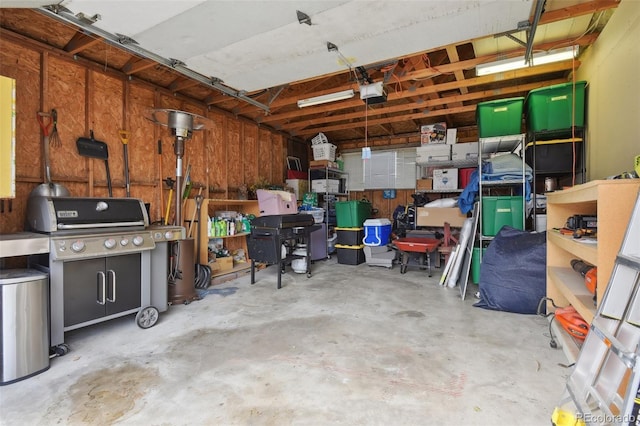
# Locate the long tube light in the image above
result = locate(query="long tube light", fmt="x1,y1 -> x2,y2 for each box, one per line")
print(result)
476,46 -> 579,76
297,89 -> 355,108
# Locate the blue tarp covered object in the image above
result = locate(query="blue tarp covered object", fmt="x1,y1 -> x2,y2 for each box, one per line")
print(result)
474,226 -> 546,314
459,154 -> 533,214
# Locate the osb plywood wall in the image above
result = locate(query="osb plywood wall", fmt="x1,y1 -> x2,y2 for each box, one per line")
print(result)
0,37 -> 286,233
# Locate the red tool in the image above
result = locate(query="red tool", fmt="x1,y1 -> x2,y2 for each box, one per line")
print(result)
554,306 -> 589,341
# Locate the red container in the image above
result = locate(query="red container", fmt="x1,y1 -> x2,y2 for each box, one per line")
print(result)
459,167 -> 476,189
393,237 -> 440,254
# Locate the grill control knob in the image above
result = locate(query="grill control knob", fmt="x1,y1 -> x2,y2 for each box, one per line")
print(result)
71,240 -> 85,253
104,238 -> 116,249
164,231 -> 174,240
132,236 -> 144,246
120,238 -> 129,246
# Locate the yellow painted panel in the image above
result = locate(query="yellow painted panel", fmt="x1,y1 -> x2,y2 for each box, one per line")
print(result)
0,75 -> 16,198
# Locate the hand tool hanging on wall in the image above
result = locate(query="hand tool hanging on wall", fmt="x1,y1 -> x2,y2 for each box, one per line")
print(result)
49,109 -> 61,148
118,130 -> 131,197
76,131 -> 113,197
32,111 -> 70,197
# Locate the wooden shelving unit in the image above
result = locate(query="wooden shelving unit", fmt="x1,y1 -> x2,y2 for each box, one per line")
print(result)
184,199 -> 260,279
546,180 -> 640,324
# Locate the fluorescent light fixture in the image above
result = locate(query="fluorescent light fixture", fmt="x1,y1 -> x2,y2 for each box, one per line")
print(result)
297,89 -> 355,108
476,46 -> 579,76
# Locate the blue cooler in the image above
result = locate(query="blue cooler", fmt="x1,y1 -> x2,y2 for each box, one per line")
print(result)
363,219 -> 392,246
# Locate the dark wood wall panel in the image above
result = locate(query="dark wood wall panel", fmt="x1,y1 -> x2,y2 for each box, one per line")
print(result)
272,133 -> 285,185
126,84 -> 157,218
242,123 -> 258,188
258,128 -> 272,183
1,35 -> 296,233
88,72 -> 124,197
208,112 -> 228,196
47,56 -> 86,183
226,120 -> 242,193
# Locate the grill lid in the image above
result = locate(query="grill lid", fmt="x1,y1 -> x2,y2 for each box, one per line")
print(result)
27,196 -> 149,233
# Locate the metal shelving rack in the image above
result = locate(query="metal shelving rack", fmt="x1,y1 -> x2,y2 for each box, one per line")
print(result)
308,165 -> 349,255
415,157 -> 477,195
477,134 -> 527,262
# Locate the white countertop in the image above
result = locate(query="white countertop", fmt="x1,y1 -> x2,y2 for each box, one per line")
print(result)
0,232 -> 50,258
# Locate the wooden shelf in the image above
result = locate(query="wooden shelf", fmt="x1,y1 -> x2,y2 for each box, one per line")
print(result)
548,232 -> 598,266
211,263 -> 251,278
546,180 -> 640,327
184,198 -> 259,279
548,266 -> 597,323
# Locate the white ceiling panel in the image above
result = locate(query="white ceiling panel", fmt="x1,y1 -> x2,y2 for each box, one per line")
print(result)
41,0 -> 535,92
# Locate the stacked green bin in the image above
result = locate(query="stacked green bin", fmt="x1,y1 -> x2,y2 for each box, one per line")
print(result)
476,97 -> 524,138
481,196 -> 524,236
335,201 -> 372,228
525,81 -> 587,132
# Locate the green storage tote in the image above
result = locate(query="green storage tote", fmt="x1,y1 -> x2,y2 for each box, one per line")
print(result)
335,201 -> 372,228
476,97 -> 524,138
525,81 -> 586,132
481,196 -> 524,236
471,247 -> 487,284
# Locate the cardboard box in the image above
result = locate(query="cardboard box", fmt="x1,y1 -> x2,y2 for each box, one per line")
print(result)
451,142 -> 478,161
257,189 -> 297,216
311,179 -> 340,193
210,256 -> 234,274
285,179 -> 308,201
416,207 -> 467,227
416,144 -> 451,163
310,160 -> 339,169
416,178 -> 433,190
420,122 -> 447,144
433,168 -> 458,190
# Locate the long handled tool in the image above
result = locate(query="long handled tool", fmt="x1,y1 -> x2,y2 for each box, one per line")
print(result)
163,177 -> 175,225
118,130 -> 131,197
187,186 -> 204,239
76,131 -> 112,197
158,140 -> 164,222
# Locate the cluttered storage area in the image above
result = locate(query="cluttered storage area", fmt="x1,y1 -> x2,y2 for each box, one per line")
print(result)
1,2 -> 640,425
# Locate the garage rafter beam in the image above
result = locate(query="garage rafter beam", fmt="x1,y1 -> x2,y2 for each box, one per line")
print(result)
63,31 -> 102,54
262,57 -> 577,128
291,104 -> 478,138
261,32 -> 597,114
284,78 -> 566,133
122,57 -> 157,75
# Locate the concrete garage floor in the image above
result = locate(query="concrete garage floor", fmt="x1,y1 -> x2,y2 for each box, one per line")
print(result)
1,257 -> 569,425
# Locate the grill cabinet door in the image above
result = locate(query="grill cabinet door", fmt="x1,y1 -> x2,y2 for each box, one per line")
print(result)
105,254 -> 141,316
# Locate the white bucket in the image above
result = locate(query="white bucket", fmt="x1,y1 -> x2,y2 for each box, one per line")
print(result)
535,214 -> 547,232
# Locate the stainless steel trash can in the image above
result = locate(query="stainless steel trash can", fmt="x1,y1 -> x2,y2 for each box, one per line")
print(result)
0,269 -> 50,385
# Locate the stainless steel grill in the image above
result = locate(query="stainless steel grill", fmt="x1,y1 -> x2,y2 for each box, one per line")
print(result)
27,196 -> 159,353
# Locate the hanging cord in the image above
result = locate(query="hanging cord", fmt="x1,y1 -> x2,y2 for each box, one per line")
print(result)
537,297 -> 561,349
571,45 -> 578,187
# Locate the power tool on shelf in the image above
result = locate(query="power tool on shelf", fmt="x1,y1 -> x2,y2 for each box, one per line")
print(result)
570,259 -> 597,305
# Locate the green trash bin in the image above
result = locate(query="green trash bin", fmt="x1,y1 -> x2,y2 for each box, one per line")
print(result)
471,247 -> 487,284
